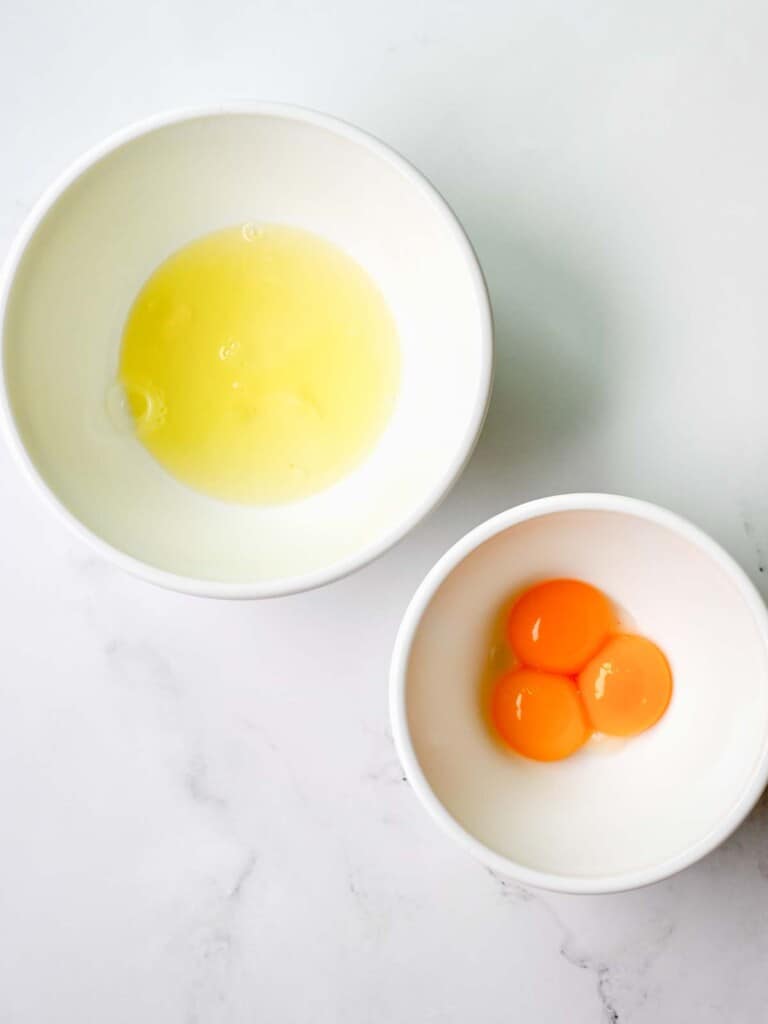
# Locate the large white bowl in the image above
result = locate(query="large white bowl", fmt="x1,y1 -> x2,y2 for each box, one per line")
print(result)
0,105 -> 492,598
390,494 -> 768,893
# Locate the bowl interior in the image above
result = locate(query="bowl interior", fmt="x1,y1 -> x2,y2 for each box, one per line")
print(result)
2,111 -> 489,586
404,507 -> 768,882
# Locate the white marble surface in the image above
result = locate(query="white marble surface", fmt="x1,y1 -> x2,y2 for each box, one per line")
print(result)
2,2 -> 768,1020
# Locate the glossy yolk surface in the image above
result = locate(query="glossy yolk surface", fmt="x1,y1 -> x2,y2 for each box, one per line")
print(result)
506,579 -> 614,674
491,668 -> 591,762
578,633 -> 672,737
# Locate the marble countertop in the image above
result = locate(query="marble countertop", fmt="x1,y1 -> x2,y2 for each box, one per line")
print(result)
2,1 -> 768,1020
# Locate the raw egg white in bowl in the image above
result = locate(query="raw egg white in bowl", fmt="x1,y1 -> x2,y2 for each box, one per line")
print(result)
0,104 -> 492,598
390,494 -> 768,893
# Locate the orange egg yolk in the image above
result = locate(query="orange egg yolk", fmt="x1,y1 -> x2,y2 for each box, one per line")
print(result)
491,668 -> 591,762
506,579 -> 614,674
578,633 -> 672,737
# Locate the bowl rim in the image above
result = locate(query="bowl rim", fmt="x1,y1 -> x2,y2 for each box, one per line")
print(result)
389,492 -> 768,894
0,102 -> 494,599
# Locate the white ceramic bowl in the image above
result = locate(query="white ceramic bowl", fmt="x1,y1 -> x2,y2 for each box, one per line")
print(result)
390,494 -> 768,893
0,104 -> 492,598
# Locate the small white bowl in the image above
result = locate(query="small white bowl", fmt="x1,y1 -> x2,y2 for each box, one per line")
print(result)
0,104 -> 492,598
390,494 -> 768,893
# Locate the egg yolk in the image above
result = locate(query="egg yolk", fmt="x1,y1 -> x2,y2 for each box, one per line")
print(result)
506,579 -> 614,674
491,669 -> 591,762
578,633 -> 672,737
